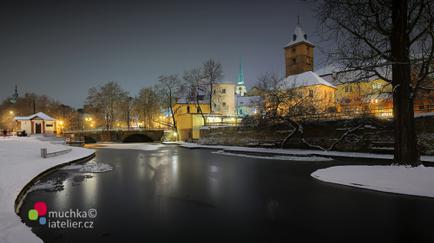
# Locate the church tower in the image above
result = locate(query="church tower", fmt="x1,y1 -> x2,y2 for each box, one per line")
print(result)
236,60 -> 247,96
284,18 -> 314,77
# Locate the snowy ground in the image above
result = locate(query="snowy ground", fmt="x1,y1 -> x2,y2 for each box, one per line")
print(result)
180,142 -> 434,163
312,165 -> 434,198
0,136 -> 94,243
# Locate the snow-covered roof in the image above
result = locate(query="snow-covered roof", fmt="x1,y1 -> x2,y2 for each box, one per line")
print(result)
282,71 -> 336,89
236,96 -> 261,106
285,24 -> 314,48
14,112 -> 55,121
176,98 -> 209,104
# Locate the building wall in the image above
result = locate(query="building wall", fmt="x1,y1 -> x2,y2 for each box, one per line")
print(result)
212,83 -> 236,116
284,43 -> 314,77
336,79 -> 391,114
236,84 -> 247,96
173,103 -> 211,141
285,85 -> 336,114
16,119 -> 56,134
18,120 -> 32,134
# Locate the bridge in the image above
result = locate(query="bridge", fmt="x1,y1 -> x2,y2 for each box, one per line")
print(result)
63,129 -> 164,143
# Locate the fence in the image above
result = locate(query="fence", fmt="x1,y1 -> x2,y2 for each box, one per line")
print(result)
40,148 -> 72,158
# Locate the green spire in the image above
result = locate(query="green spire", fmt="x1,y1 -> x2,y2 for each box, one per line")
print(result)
237,60 -> 245,85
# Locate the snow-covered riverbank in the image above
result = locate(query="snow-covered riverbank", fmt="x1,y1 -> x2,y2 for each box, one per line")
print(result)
312,165 -> 434,198
180,142 -> 434,163
0,136 -> 94,243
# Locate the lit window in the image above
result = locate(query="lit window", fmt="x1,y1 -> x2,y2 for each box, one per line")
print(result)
309,90 -> 314,97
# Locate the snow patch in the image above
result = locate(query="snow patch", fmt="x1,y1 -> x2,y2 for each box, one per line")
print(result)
0,136 -> 94,243
181,142 -> 434,163
28,179 -> 64,193
79,160 -> 113,173
311,165 -> 434,198
415,112 -> 434,118
213,150 -> 333,162
60,159 -> 113,173
89,143 -> 164,151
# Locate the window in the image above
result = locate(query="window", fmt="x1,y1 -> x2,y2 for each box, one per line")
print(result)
309,89 -> 314,97
46,124 -> 53,127
418,105 -> 425,110
292,48 -> 296,53
187,106 -> 190,113
345,86 -> 353,92
222,102 -> 226,106
221,89 -> 226,94
372,83 -> 382,90
293,34 -> 297,41
292,58 -> 296,64
197,107 -> 200,113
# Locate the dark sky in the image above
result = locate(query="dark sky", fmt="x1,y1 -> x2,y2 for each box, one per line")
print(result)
0,0 -> 327,108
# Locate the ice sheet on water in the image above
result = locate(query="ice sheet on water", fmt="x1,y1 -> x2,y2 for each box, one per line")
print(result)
80,160 -> 113,173
213,150 -> 333,162
60,159 -> 113,173
28,179 -> 64,192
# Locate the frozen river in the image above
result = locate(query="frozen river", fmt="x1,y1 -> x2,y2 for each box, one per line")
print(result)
19,145 -> 434,243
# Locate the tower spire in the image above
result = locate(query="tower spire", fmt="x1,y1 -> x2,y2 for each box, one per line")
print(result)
237,59 -> 245,85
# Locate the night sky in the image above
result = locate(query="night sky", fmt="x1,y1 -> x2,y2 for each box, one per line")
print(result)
0,0 -> 328,108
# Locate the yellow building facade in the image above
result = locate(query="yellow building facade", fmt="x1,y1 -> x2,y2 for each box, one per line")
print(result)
173,102 -> 211,141
335,79 -> 393,117
212,82 -> 237,116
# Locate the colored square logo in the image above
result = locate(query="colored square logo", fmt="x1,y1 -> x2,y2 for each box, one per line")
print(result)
28,201 -> 47,225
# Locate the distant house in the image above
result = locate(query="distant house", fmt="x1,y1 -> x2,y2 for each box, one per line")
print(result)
236,96 -> 261,117
14,112 -> 57,135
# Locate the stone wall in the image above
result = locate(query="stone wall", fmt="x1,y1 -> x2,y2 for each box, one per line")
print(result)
199,115 -> 434,155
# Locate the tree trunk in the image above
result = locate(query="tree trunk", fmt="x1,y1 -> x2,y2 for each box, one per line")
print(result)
391,0 -> 420,166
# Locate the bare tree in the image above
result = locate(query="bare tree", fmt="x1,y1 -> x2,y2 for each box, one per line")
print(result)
183,68 -> 208,125
202,59 -> 223,113
0,93 -> 79,131
85,81 -> 129,131
317,0 -> 434,165
155,74 -> 182,137
134,87 -> 160,129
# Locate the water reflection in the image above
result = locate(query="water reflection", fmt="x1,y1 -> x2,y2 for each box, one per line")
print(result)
82,175 -> 98,206
19,146 -> 434,243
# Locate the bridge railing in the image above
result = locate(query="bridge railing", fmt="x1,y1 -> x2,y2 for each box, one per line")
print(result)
63,128 -> 164,133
